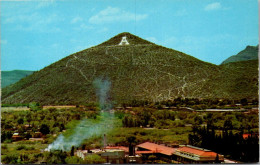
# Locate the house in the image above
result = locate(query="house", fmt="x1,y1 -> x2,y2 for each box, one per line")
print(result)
172,145 -> 224,163
242,133 -> 259,139
76,148 -> 126,164
136,142 -> 177,163
12,133 -> 23,141
75,141 -> 225,164
33,132 -> 43,138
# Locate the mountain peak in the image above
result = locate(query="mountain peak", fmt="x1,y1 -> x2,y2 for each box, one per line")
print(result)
97,32 -> 154,47
221,45 -> 259,64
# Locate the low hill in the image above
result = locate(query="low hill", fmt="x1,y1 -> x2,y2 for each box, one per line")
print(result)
2,32 -> 258,105
1,70 -> 34,88
221,45 -> 258,64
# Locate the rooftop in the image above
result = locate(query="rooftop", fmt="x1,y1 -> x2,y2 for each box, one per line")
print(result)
137,142 -> 177,156
177,146 -> 219,157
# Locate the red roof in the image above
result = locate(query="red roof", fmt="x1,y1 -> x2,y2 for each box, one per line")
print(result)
243,134 -> 250,139
136,150 -> 154,154
177,146 -> 217,157
137,142 -> 176,156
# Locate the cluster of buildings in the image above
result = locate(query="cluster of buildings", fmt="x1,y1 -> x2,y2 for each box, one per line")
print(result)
75,141 -> 227,164
11,124 -> 44,142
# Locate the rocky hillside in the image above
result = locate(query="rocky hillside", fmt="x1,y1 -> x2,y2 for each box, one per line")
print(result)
2,32 -> 258,105
221,45 -> 258,64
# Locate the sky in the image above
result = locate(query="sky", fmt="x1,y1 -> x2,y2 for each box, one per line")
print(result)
1,0 -> 259,71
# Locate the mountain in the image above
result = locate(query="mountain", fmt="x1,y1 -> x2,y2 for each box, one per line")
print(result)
1,70 -> 34,88
221,45 -> 259,64
2,32 -> 258,105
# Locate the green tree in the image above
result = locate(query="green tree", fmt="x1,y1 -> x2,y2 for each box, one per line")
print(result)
29,102 -> 41,111
223,119 -> 233,131
2,154 -> 19,164
65,156 -> 83,164
148,155 -> 157,163
26,112 -> 32,127
40,124 -> 50,135
17,118 -> 24,125
45,150 -> 67,164
70,146 -> 75,156
240,98 -> 248,106
194,115 -> 203,125
83,154 -> 105,164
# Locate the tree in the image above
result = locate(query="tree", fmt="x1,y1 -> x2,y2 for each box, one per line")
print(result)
17,118 -> 24,125
26,113 -> 32,127
194,115 -> 203,125
25,133 -> 32,140
40,124 -> 50,135
223,119 -> 233,131
148,155 -> 157,164
65,156 -> 83,164
70,146 -> 75,156
240,98 -> 248,106
45,150 -> 67,164
83,154 -> 105,164
127,136 -> 136,156
29,102 -> 41,111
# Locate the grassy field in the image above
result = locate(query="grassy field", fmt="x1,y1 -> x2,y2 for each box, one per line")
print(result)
1,107 -> 30,112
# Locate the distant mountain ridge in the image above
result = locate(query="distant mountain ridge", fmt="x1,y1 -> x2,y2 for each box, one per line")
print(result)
2,32 -> 258,105
1,70 -> 34,88
221,45 -> 259,64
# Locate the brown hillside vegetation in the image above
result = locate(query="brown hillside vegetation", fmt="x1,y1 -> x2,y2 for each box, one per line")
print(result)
2,32 -> 258,105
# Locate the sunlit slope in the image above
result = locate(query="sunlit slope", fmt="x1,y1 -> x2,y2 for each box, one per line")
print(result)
2,33 -> 258,105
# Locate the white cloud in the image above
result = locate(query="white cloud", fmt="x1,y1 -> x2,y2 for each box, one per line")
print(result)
89,6 -> 148,24
4,12 -> 62,32
204,2 -> 222,11
71,16 -> 83,24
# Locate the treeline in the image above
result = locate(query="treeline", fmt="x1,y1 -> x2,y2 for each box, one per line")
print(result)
1,149 -> 106,164
189,126 -> 259,162
1,108 -> 98,143
121,97 -> 259,109
121,107 -> 258,130
122,109 -> 176,128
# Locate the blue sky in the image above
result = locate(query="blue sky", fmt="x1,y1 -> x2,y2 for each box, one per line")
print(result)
1,0 -> 258,71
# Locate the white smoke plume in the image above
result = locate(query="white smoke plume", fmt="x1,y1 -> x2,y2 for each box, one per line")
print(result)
45,77 -> 114,151
93,78 -> 112,111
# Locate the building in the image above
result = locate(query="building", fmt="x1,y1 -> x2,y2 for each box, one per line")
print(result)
173,145 -> 224,163
12,133 -> 23,141
136,142 -> 177,163
33,132 -> 43,138
119,36 -> 129,45
75,142 -> 225,164
42,105 -> 76,110
242,133 -> 259,139
75,148 -> 126,164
